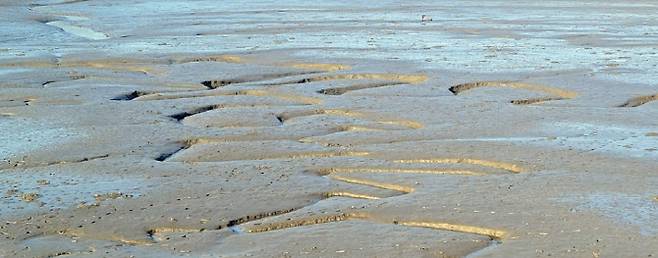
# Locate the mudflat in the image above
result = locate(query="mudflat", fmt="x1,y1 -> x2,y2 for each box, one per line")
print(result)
1,0 -> 657,257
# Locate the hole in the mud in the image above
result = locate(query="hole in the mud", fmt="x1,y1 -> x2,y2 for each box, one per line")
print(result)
275,115 -> 284,124
155,148 -> 182,162
111,91 -> 150,101
169,112 -> 194,121
168,105 -> 220,121
33,17 -> 58,24
201,80 -> 238,89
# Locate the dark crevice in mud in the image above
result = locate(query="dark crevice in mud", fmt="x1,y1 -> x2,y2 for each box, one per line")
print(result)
169,105 -> 223,121
155,147 -> 185,162
510,97 -> 564,105
1,154 -> 111,171
145,206 -> 306,242
154,151 -> 176,162
245,213 -> 355,233
258,73 -> 426,87
170,103 -> 312,122
225,207 -> 300,228
448,82 -> 488,95
200,71 -> 323,89
111,91 -> 151,101
145,229 -> 156,239
30,0 -> 89,7
155,139 -> 203,162
47,252 -> 73,258
318,82 -> 405,95
266,77 -> 322,85
113,90 -> 241,102
33,17 -> 57,24
449,81 -> 576,105
42,75 -> 87,87
41,80 -> 56,86
172,56 -> 238,64
275,115 -> 285,124
618,94 -> 658,107
275,109 -> 328,124
201,80 -> 236,89
45,154 -> 110,166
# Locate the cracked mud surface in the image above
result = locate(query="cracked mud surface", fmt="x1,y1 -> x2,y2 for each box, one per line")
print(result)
1,0 -> 658,257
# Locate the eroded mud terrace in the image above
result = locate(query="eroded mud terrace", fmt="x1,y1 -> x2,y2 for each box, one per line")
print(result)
1,0 -> 658,257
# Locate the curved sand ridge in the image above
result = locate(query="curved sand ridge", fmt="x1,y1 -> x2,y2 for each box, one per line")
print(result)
4,1 -> 658,256
277,109 -> 424,129
618,93 -> 658,107
136,77 -> 526,248
3,53 -> 636,256
0,57 -> 155,74
144,154 -> 522,246
449,80 -> 578,105
158,108 -> 423,161
226,156 -> 523,241
174,54 -> 351,72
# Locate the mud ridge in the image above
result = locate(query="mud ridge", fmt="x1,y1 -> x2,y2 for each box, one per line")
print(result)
399,221 -> 507,240
510,96 -> 565,105
154,142 -> 196,162
449,81 -> 577,104
30,0 -> 89,7
42,74 -> 87,87
267,73 -> 427,86
328,174 -> 415,193
169,105 -> 222,121
318,81 -> 406,95
156,138 -> 370,162
169,103 -> 311,122
171,151 -> 371,163
146,206 -> 307,242
276,109 -> 423,129
312,167 -> 484,176
242,212 -> 507,240
110,91 -> 153,101
226,207 -> 301,228
618,93 -> 658,107
125,88 -> 321,104
174,55 -> 351,73
201,71 -> 324,89
245,213 -> 360,233
174,55 -> 244,64
1,154 -> 110,171
394,158 -> 524,173
322,191 -> 381,200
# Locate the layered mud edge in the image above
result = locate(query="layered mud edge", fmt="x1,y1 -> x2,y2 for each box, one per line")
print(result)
4,50 -> 646,256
